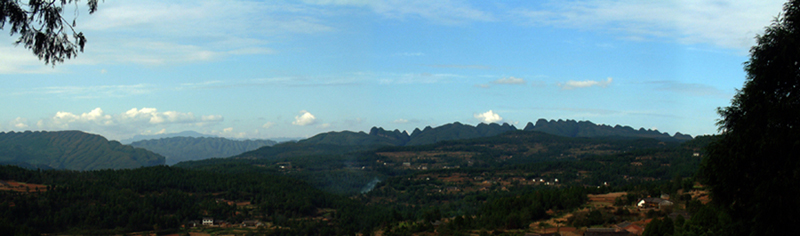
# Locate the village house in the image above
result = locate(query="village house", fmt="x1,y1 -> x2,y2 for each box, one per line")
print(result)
636,198 -> 673,209
202,217 -> 213,226
615,222 -> 643,235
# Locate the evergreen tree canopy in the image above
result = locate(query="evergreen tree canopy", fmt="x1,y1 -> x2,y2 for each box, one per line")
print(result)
701,0 -> 800,235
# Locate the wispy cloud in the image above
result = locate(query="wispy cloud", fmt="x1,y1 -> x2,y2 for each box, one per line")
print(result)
558,77 -> 613,90
425,64 -> 492,69
394,52 -> 425,57
0,44 -> 63,74
13,84 -> 155,99
512,0 -> 784,51
378,72 -> 463,84
48,1 -> 330,67
646,80 -> 731,98
491,76 -> 526,85
305,0 -> 495,24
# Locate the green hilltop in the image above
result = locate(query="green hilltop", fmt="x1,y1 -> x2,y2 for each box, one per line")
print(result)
0,131 -> 164,170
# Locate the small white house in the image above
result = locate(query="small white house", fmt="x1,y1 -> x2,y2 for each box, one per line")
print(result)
202,218 -> 214,226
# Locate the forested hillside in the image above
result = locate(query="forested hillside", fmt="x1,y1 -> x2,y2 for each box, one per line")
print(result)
523,119 -> 692,142
178,131 -> 707,195
0,131 -> 164,170
130,137 -> 276,165
0,165 -> 388,235
0,130 -> 715,235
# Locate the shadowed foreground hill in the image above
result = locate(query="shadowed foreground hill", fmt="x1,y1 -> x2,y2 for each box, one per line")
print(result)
0,131 -> 164,170
131,137 -> 276,165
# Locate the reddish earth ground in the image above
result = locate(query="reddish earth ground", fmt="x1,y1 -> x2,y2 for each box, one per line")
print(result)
0,180 -> 47,193
588,192 -> 626,207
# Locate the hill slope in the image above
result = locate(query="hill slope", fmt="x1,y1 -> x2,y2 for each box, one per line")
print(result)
130,137 -> 276,165
0,131 -> 164,170
524,119 -> 692,141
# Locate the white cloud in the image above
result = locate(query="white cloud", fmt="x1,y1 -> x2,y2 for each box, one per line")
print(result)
201,115 -> 224,122
474,110 -> 503,123
262,122 -> 276,129
208,127 -> 248,139
317,123 -> 331,129
292,110 -> 317,126
120,108 -> 197,124
11,117 -> 29,129
28,107 -> 224,140
393,119 -> 409,124
513,0 -> 785,51
15,84 -> 155,99
491,76 -> 526,85
558,77 -> 613,90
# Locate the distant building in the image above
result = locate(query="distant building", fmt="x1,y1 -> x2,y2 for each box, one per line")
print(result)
637,198 -> 673,209
241,220 -> 261,227
202,217 -> 214,226
615,222 -> 643,235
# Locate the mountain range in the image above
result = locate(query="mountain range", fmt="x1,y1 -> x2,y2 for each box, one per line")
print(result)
229,120 -> 691,164
119,131 -> 215,144
130,137 -> 277,165
0,119 -> 693,171
298,119 -> 690,148
0,131 -> 164,170
523,119 -> 692,141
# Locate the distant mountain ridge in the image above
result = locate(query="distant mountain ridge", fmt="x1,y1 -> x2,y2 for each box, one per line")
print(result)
0,131 -> 165,170
297,119 -> 690,148
297,122 -> 518,147
130,137 -> 277,165
523,119 -> 692,141
120,131 -> 215,144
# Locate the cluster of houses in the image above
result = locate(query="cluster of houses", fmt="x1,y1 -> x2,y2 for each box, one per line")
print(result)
184,218 -> 263,228
636,197 -> 674,209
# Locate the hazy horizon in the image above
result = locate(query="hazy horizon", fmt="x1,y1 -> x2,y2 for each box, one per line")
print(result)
1,0 -> 785,141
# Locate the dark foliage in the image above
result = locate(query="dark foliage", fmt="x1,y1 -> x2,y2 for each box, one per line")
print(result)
0,0 -> 98,65
0,165 -> 391,235
0,130 -> 165,170
700,1 -> 800,235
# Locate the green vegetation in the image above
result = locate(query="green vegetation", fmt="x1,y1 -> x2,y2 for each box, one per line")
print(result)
0,165 -> 390,235
0,131 -> 164,170
697,0 -> 800,235
0,119 -> 749,235
130,137 -> 276,165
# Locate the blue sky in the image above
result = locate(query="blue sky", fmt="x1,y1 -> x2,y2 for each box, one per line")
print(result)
0,0 -> 787,141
